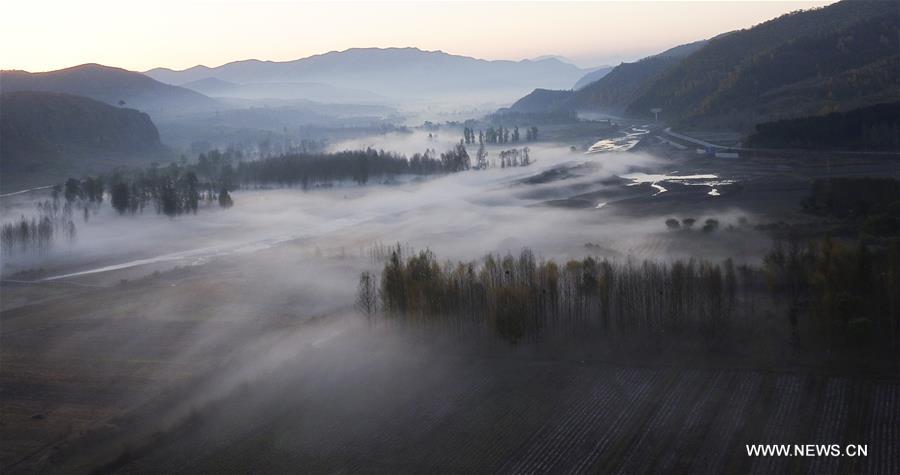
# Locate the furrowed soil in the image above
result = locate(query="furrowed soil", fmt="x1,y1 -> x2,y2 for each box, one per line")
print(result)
2,253 -> 897,474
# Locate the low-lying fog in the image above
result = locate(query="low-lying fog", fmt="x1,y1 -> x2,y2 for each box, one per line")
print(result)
1,130 -> 765,283
0,128 -> 782,471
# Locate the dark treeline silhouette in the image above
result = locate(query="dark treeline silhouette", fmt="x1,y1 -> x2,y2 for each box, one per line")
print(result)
437,143 -> 470,173
1,216 -> 57,255
486,110 -> 579,126
462,126 -> 538,145
371,246 -> 746,344
58,145 -> 478,220
52,148 -> 246,218
105,165 -> 214,217
746,102 -> 900,150
1,194 -> 77,255
0,165 -> 225,257
470,143 -> 532,170
238,145 -> 473,185
804,177 -> 900,217
361,242 -> 900,357
497,148 -> 531,169
664,217 -> 732,233
763,236 -> 900,356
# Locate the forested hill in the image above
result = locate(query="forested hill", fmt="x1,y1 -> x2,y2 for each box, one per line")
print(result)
568,55 -> 685,114
0,91 -> 169,189
508,0 -> 899,132
627,0 -> 900,129
509,39 -> 707,115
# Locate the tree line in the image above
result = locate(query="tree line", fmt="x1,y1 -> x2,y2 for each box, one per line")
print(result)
4,142 -> 533,254
53,145 -> 472,221
497,148 -> 531,168
471,144 -> 533,170
746,102 -> 900,151
1,194 -> 77,255
462,126 -> 539,145
800,177 -> 900,237
362,246 -> 745,344
763,236 -> 900,355
358,241 -> 900,357
32,141 -> 535,239
103,165 -> 229,217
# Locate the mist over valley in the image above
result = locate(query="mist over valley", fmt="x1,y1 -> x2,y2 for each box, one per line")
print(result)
2,1 -> 900,473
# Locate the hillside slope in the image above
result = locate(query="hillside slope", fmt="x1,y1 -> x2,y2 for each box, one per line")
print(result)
626,0 -> 900,129
0,91 -> 169,189
510,39 -> 707,115
508,0 -> 899,133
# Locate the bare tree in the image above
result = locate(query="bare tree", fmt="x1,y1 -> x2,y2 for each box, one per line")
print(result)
356,271 -> 379,322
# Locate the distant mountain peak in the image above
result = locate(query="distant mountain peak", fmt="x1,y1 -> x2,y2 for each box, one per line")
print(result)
52,63 -> 139,76
529,55 -> 578,66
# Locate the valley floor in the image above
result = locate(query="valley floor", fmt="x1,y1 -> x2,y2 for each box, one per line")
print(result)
1,255 -> 898,474
3,129 -> 900,474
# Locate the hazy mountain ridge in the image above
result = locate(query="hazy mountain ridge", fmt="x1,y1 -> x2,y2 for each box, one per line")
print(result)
180,77 -> 240,95
145,47 -> 589,101
573,66 -> 613,90
0,91 -> 168,188
0,64 -> 219,118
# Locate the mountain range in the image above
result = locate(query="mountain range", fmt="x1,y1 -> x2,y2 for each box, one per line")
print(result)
2,0 -> 897,189
145,47 -> 590,101
1,48 -> 597,118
